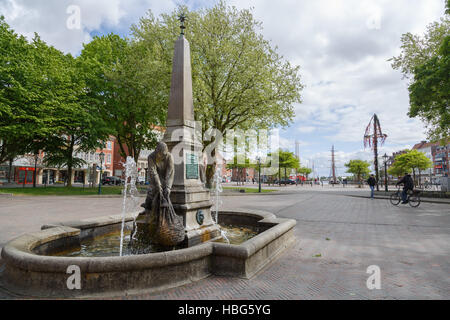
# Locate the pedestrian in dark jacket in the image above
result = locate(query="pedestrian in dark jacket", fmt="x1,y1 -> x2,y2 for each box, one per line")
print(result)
367,175 -> 377,199
396,173 -> 414,204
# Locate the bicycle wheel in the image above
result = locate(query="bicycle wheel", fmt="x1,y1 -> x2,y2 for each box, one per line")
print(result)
409,193 -> 421,207
390,192 -> 401,206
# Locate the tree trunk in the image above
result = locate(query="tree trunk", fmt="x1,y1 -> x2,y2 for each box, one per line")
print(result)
278,167 -> 281,186
67,164 -> 73,188
8,158 -> 13,183
418,169 -> 422,188
66,138 -> 75,188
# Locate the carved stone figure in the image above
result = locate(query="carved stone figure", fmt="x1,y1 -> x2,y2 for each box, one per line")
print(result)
144,142 -> 185,247
143,142 -> 174,213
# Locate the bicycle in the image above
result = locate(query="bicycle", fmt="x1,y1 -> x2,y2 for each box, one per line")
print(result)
389,186 -> 421,208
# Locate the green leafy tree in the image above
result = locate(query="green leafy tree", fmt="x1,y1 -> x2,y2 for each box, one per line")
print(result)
131,1 -> 304,183
80,34 -> 168,163
390,6 -> 450,142
345,160 -> 371,187
408,36 -> 450,142
298,166 -> 312,180
388,149 -> 432,186
30,37 -> 110,187
226,155 -> 251,185
0,18 -> 110,187
388,161 -> 409,178
266,150 -> 299,185
0,17 -> 48,164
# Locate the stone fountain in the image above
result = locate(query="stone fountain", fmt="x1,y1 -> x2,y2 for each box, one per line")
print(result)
131,22 -> 221,250
0,17 -> 296,298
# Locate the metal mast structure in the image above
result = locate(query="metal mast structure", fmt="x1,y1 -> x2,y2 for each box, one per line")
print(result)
364,114 -> 387,191
312,160 -> 315,182
330,145 -> 337,184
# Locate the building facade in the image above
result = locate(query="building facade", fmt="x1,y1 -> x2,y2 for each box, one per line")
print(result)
0,139 -> 115,186
412,140 -> 449,184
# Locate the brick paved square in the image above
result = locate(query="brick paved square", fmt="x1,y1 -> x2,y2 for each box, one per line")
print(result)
0,189 -> 449,299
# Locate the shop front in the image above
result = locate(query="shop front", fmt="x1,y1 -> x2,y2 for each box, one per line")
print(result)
74,170 -> 85,184
15,167 -> 36,185
0,165 -> 12,184
42,169 -> 56,185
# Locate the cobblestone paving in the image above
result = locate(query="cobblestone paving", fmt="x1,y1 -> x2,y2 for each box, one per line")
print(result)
0,191 -> 449,299
119,192 -> 449,300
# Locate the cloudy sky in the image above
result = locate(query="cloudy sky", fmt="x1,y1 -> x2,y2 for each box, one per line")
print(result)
1,0 -> 446,177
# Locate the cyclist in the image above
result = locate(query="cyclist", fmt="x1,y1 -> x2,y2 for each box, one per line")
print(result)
396,172 -> 414,204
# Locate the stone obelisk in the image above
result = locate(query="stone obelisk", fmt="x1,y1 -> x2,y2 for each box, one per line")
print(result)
164,16 -> 220,247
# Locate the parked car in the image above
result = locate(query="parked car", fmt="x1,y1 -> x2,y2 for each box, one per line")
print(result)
102,176 -> 123,186
274,179 -> 296,185
137,176 -> 146,185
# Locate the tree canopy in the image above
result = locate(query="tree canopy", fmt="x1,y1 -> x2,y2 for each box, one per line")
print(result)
345,160 -> 371,183
132,2 -> 303,136
0,17 -> 110,186
388,149 -> 432,184
131,2 -> 304,183
0,17 -> 44,163
80,34 -> 168,163
390,6 -> 450,142
298,166 -> 312,178
408,36 -> 450,142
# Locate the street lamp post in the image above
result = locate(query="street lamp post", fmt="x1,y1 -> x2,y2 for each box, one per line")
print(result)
383,153 -> 389,192
257,157 -> 261,193
98,152 -> 105,195
33,152 -> 38,188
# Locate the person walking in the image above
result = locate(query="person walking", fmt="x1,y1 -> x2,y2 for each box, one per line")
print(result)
367,174 -> 377,199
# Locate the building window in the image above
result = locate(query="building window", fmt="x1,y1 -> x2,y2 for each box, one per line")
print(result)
107,141 -> 112,150
107,154 -> 111,164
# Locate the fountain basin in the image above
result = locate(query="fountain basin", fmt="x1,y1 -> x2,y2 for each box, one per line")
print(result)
0,209 -> 295,298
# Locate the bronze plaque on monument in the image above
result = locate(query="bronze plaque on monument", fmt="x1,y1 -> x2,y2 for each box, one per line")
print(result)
186,153 -> 199,179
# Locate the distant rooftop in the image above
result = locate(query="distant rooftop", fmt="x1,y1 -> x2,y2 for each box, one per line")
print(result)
413,140 -> 449,150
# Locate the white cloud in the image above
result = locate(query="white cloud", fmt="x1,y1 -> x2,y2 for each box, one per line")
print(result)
225,0 -> 443,148
297,126 -> 316,133
0,0 -> 178,54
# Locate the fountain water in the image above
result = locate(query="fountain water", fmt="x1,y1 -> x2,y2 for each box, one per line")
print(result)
119,156 -> 140,256
212,164 -> 230,244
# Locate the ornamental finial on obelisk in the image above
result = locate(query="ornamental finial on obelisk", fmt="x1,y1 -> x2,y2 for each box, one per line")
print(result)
178,14 -> 186,35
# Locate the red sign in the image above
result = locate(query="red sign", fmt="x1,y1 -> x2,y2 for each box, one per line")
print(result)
18,167 -> 35,171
